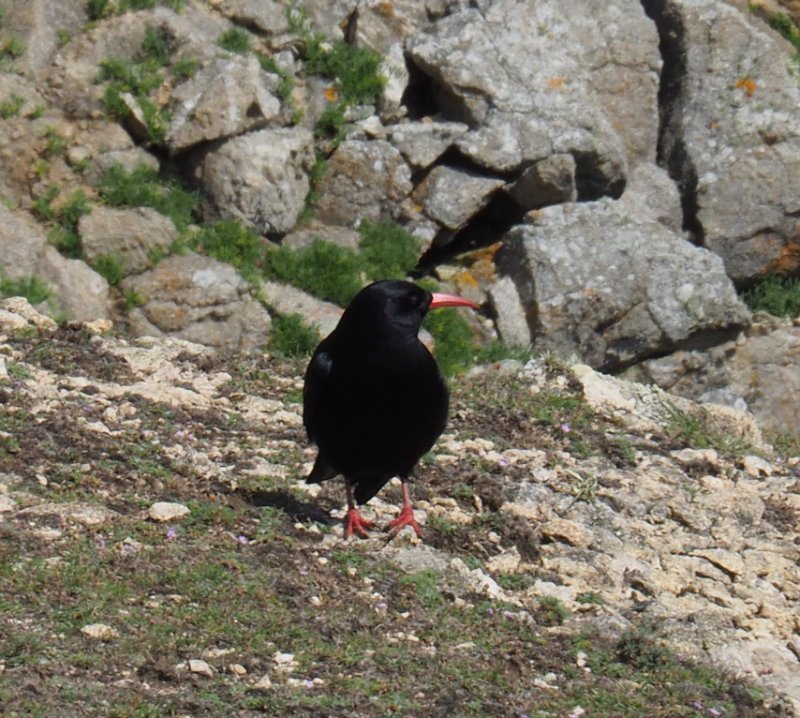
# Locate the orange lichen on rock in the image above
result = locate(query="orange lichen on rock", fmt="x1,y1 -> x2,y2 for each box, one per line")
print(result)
735,77 -> 757,97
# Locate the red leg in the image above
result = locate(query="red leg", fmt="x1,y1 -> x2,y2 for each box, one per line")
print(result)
343,478 -> 373,539
387,480 -> 422,538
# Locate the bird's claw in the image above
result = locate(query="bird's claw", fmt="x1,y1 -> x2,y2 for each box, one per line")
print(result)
387,506 -> 423,538
343,508 -> 374,539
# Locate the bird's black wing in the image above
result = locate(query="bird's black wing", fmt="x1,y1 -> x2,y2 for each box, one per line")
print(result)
302,346 -> 333,442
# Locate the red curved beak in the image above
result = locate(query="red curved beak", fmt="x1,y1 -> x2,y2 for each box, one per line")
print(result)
429,292 -> 480,310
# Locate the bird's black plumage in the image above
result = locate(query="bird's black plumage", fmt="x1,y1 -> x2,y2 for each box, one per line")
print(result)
303,280 -> 476,537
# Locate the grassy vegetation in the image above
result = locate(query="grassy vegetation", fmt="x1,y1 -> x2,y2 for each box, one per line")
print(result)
32,187 -> 92,259
188,219 -> 265,283
0,274 -> 53,305
98,24 -> 196,145
0,92 -> 23,118
217,27 -> 251,55
265,239 -> 365,307
87,0 -> 185,21
663,402 -> 754,456
742,274 -> 800,317
768,11 -> 800,70
256,53 -> 295,104
91,254 -> 126,286
0,323 -> 790,718
97,163 -> 198,230
269,313 -> 321,358
288,6 -> 385,144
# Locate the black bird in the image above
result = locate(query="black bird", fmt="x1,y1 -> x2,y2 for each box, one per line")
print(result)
303,280 -> 479,538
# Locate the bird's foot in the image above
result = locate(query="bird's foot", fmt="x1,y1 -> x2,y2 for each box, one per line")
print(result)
387,505 -> 422,538
343,508 -> 374,539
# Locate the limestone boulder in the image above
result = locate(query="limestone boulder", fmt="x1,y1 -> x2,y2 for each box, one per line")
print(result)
120,253 -> 271,350
649,0 -> 800,281
79,207 -> 178,276
197,127 -> 315,235
497,166 -> 751,370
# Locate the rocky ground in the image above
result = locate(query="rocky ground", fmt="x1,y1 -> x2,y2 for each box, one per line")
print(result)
1,298 -> 798,717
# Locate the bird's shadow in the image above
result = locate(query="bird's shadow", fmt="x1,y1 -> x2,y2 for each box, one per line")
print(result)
234,488 -> 335,525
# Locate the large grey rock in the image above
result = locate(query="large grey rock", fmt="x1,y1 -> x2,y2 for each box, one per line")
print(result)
79,207 -> 178,276
260,280 -> 342,339
505,154 -> 577,211
649,0 -> 800,281
0,205 -> 110,322
166,55 -> 282,154
120,253 -> 271,350
1,0 -> 86,82
312,139 -> 412,227
413,166 -> 504,233
388,121 -> 469,171
214,0 -> 289,38
406,0 -> 660,189
50,5 -> 229,117
198,127 -> 315,235
633,319 -> 800,438
282,222 -> 361,252
497,168 -> 751,370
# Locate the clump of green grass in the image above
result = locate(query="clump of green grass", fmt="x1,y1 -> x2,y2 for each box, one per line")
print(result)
0,35 -> 24,61
98,163 -> 197,230
269,313 -> 320,358
265,222 -> 420,306
217,27 -> 251,55
358,219 -> 419,279
43,127 -> 68,157
535,595 -> 570,626
663,402 -> 753,456
265,239 -> 364,306
0,93 -> 24,118
288,7 -> 385,143
188,219 -> 264,281
87,0 -> 185,21
33,188 -> 91,259
91,254 -> 126,286
256,53 -> 294,103
0,274 -> 53,305
474,339 -> 533,365
743,274 -> 800,317
423,307 -> 477,378
98,23 -> 194,145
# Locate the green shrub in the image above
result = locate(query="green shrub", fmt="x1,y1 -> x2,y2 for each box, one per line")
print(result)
256,53 -> 294,102
33,188 -> 90,259
743,274 -> 800,317
289,9 -> 385,144
474,340 -> 532,365
98,24 -> 191,145
265,239 -> 364,306
0,274 -> 52,305
189,219 -> 264,281
217,27 -> 251,55
60,191 -> 91,228
358,220 -> 419,279
1,36 -> 24,60
142,24 -> 170,64
270,313 -> 320,358
423,307 -> 477,378
92,254 -> 126,286
302,37 -> 385,106
98,163 -> 197,230
0,93 -> 24,118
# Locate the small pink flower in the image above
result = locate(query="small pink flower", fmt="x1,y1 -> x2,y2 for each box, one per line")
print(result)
559,423 -> 571,433
166,527 -> 178,541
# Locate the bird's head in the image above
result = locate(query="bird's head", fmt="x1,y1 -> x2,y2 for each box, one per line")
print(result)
336,280 -> 479,345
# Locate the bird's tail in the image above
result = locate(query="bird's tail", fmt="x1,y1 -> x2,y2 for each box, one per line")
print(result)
306,454 -> 339,485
